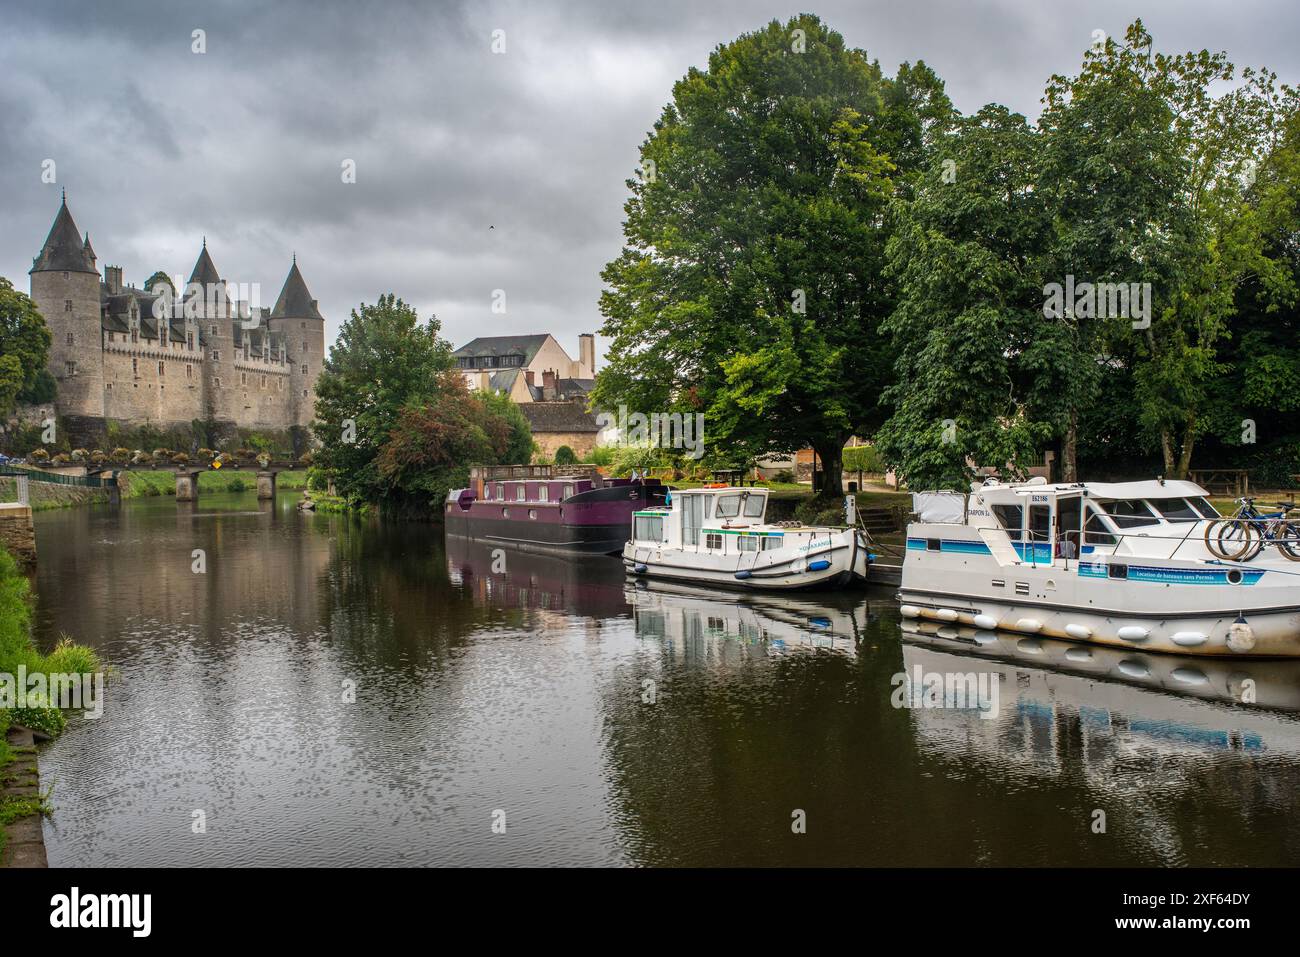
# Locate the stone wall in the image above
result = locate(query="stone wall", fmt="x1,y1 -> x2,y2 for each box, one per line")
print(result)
532,431 -> 599,460
0,503 -> 36,565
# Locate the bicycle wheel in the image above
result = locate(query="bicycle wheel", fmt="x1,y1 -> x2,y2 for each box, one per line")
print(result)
1213,519 -> 1261,561
1276,520 -> 1300,561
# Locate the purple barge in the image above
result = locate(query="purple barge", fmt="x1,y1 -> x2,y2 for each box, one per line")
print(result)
446,465 -> 668,555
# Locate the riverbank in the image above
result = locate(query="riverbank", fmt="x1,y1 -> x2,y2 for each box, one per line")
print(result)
0,721 -> 47,867
0,470 -> 310,512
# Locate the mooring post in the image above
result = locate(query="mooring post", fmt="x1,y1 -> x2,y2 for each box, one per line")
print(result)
175,469 -> 200,503
257,470 -> 277,501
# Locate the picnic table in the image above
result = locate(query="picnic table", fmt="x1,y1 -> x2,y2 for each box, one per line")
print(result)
1188,469 -> 1250,497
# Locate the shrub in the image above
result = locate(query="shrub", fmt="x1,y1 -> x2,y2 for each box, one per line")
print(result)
11,697 -> 66,738
50,453 -> 71,465
151,448 -> 172,461
256,452 -> 271,469
554,445 -> 578,465
70,448 -> 88,463
110,447 -> 130,464
130,450 -> 152,466
773,469 -> 795,483
297,451 -> 314,467
172,452 -> 190,465
235,448 -> 255,461
29,448 -> 49,462
89,450 -> 107,466
793,498 -> 849,528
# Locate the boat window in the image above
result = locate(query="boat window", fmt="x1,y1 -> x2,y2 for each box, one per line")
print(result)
563,484 -> 574,500
1084,505 -> 1116,545
528,509 -> 537,520
516,485 -> 526,502
1149,497 -> 1199,521
484,484 -> 493,499
538,486 -> 549,503
682,495 -> 705,546
743,495 -> 765,518
1097,499 -> 1158,528
1056,497 -> 1082,557
715,494 -> 742,518
992,504 -> 1023,539
761,536 -> 782,550
1027,505 -> 1051,543
1189,496 -> 1219,519
739,536 -> 759,552
706,532 -> 723,550
633,515 -> 663,542
497,484 -> 505,501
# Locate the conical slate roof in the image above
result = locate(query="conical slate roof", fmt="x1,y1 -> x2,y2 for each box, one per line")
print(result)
188,241 -> 221,288
31,197 -> 98,274
83,233 -> 96,264
271,260 -> 323,320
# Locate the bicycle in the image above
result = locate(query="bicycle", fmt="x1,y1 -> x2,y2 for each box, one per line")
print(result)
1204,497 -> 1300,562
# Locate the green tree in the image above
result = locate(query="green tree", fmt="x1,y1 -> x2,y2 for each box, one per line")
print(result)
594,15 -> 952,499
553,445 -> 578,465
877,105 -> 1058,489
311,294 -> 454,502
0,278 -> 53,417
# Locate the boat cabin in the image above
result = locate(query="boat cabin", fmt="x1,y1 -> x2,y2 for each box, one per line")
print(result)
632,487 -> 783,554
914,478 -> 1222,564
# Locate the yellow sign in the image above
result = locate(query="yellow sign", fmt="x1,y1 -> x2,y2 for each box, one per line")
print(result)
213,460 -> 222,470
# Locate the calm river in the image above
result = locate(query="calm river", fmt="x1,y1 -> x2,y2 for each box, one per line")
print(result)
26,493 -> 1300,866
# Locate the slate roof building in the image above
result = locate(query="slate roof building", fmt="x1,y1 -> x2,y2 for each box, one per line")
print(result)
28,196 -> 324,448
453,332 -> 603,458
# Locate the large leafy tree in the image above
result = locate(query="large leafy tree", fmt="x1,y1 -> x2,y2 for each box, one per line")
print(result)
0,278 -> 53,417
877,105 -> 1061,489
1041,20 -> 1297,478
594,15 -> 953,498
312,294 -> 455,502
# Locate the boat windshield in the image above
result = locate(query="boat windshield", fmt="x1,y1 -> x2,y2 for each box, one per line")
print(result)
1096,499 -> 1159,529
1149,497 -> 1204,522
715,494 -> 743,518
743,494 -> 765,518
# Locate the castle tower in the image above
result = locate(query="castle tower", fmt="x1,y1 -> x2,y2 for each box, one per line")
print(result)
189,241 -> 240,436
270,258 -> 325,435
29,195 -> 105,438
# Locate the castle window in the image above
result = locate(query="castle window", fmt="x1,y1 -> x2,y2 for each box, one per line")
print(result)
65,361 -> 76,376
261,375 -> 267,388
62,272 -> 68,280
212,351 -> 220,361
131,330 -> 138,343
66,332 -> 74,345
240,372 -> 246,385
65,300 -> 72,312
300,364 -> 308,375
158,361 -> 165,376
211,324 -> 218,336
187,333 -> 194,349
132,358 -> 138,375
215,378 -> 222,387
186,364 -> 193,379
302,390 -> 307,397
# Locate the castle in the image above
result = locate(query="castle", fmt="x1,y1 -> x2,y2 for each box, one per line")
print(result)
28,196 -> 325,448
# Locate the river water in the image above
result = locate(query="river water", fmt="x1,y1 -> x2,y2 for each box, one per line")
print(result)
26,493 -> 1300,866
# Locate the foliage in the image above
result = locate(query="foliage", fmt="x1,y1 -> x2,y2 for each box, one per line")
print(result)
0,277 -> 52,418
594,15 -> 954,498
311,294 -> 455,503
554,445 -> 578,465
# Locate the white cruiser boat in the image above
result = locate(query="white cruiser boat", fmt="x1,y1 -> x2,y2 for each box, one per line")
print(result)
899,478 -> 1300,657
623,486 -> 869,591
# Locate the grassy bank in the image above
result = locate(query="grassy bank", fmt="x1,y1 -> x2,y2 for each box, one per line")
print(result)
0,546 -> 101,857
0,478 -> 108,512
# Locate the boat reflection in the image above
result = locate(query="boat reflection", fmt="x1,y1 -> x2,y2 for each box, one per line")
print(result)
444,532 -> 629,617
625,579 -> 873,658
900,619 -> 1300,762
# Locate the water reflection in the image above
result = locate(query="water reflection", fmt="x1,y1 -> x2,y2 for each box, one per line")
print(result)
23,495 -> 1300,866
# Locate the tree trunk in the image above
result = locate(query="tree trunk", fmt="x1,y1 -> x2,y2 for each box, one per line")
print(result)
1174,415 -> 1197,481
1061,411 -> 1078,482
812,438 -> 844,500
1160,429 -> 1177,477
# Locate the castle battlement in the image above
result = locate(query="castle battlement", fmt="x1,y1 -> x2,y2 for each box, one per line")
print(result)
29,196 -> 325,447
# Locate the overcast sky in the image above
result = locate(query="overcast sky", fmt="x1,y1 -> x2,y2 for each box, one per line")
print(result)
3,0 -> 1295,365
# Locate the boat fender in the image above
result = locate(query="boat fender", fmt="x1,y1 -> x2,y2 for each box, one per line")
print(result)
1171,631 -> 1208,647
1014,618 -> 1043,633
734,569 -> 753,580
1117,625 -> 1149,642
934,608 -> 959,622
633,563 -> 648,575
1227,616 -> 1256,653
900,605 -> 921,619
808,559 -> 832,572
1065,623 -> 1093,640
973,614 -> 999,631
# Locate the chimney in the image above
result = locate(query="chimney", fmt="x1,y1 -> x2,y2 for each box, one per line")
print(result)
578,333 -> 595,376
541,369 -> 557,400
525,370 -> 535,392
105,265 -> 123,294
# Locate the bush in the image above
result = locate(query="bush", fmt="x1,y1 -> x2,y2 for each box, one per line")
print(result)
793,498 -> 849,527
70,448 -> 88,463
773,469 -> 795,483
11,698 -> 65,738
50,453 -> 71,466
297,451 -> 314,467
110,447 -> 130,464
29,448 -> 49,463
554,445 -> 578,465
130,450 -> 152,466
89,450 -> 107,466
172,452 -> 190,465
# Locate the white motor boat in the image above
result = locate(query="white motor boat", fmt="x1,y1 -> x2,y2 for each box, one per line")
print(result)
899,477 -> 1300,657
622,485 -> 869,591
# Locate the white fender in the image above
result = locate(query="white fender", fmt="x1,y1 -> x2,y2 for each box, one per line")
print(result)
900,605 -> 921,619
1014,618 -> 1042,633
1117,625 -> 1150,642
934,608 -> 959,622
1172,631 -> 1207,647
1065,623 -> 1092,640
973,614 -> 999,631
